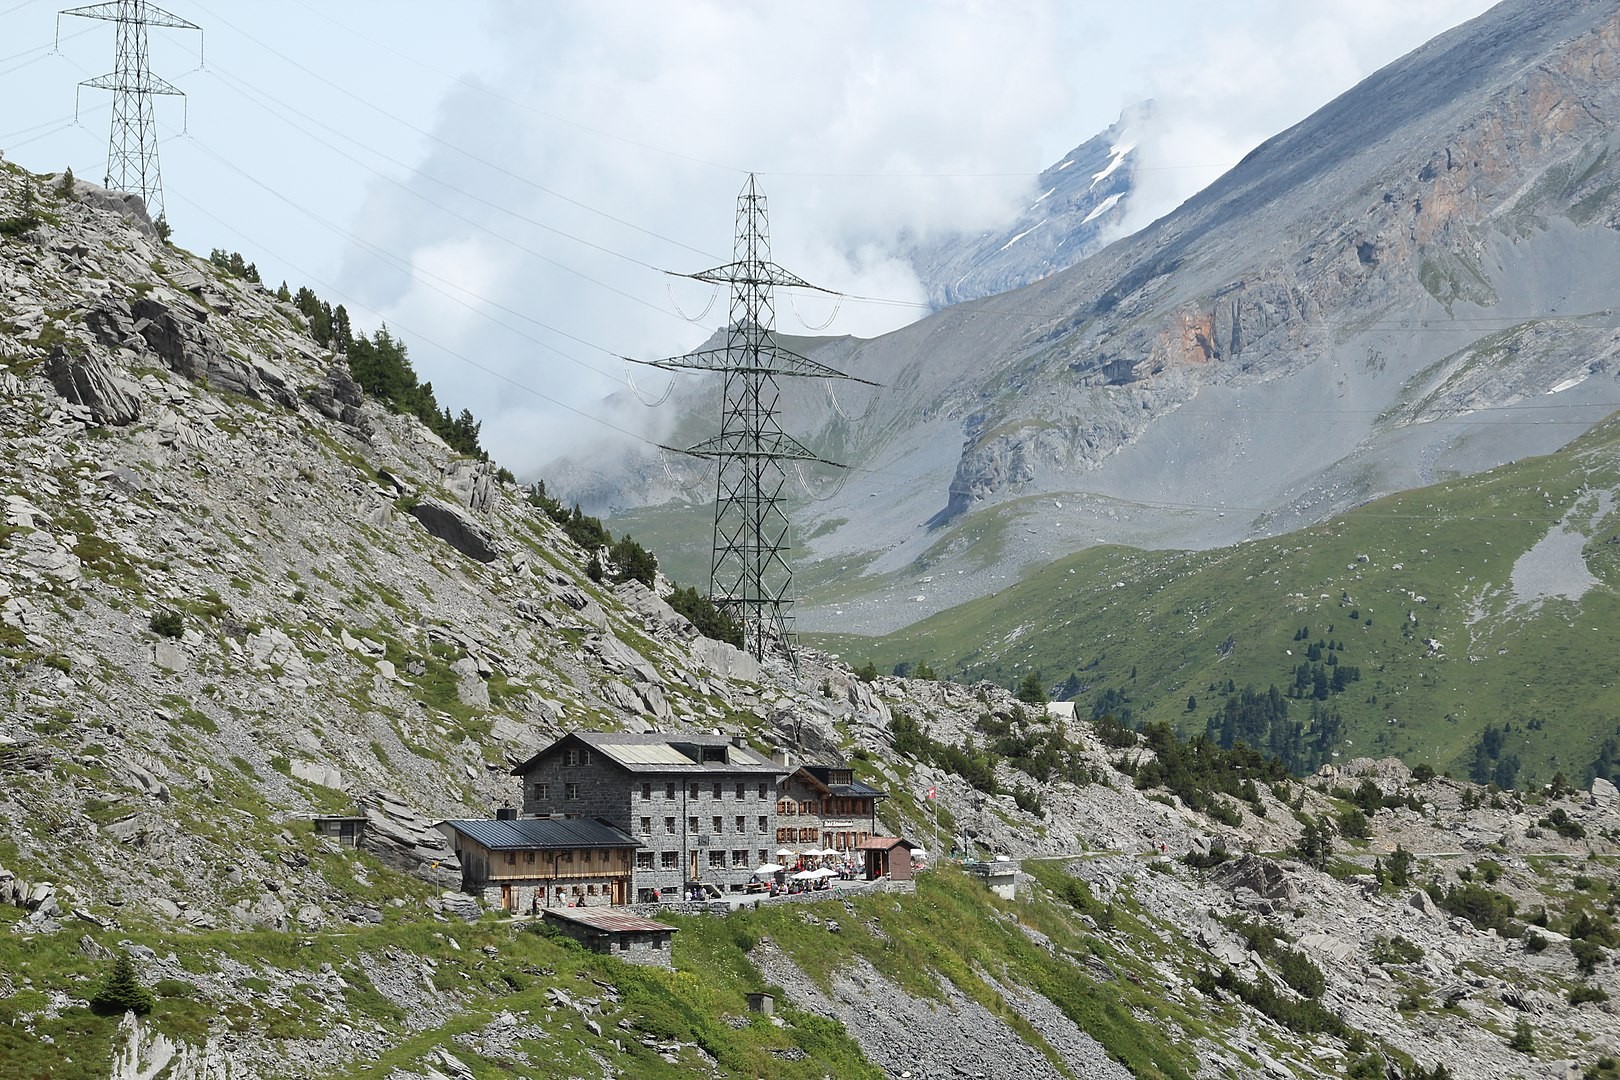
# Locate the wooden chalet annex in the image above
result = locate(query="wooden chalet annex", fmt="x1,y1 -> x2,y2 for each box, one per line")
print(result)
437,816 -> 639,912
777,762 -> 886,853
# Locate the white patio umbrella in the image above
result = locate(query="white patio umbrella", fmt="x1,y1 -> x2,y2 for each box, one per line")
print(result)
754,863 -> 785,874
775,848 -> 796,857
791,869 -> 818,881
812,867 -> 839,878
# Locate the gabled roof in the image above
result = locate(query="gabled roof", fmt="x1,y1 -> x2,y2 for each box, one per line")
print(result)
439,817 -> 639,851
511,730 -> 785,777
856,835 -> 918,852
786,765 -> 887,800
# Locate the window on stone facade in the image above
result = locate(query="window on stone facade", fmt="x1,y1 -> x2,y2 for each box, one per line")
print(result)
636,851 -> 653,870
712,782 -> 722,799
735,783 -> 745,799
777,800 -> 792,815
708,850 -> 725,868
732,849 -> 748,867
664,816 -> 675,834
532,783 -> 548,800
757,816 -> 767,833
776,828 -> 790,843
735,815 -> 746,833
641,783 -> 651,800
564,748 -> 580,766
665,782 -> 676,799
688,816 -> 698,833
712,816 -> 723,833
587,884 -> 597,896
661,851 -> 677,869
689,784 -> 700,799
566,783 -> 580,799
640,817 -> 651,835
758,783 -> 767,799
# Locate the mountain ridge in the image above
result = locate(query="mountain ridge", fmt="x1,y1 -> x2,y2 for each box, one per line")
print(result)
575,0 -> 1620,640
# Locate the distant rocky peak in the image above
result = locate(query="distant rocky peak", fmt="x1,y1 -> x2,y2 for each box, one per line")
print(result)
905,103 -> 1147,309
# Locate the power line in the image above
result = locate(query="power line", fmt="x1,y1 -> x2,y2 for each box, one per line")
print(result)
186,0 -> 721,263
177,131 -> 646,382
199,63 -> 691,321
282,0 -> 751,181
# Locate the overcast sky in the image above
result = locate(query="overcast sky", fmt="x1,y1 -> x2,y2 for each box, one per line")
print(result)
1,0 -> 1495,474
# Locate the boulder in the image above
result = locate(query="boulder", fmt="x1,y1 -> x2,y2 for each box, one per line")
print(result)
45,345 -> 141,425
304,361 -> 371,434
1590,776 -> 1618,809
444,459 -> 498,513
290,758 -> 343,790
359,791 -> 460,876
1210,854 -> 1298,903
405,499 -> 499,563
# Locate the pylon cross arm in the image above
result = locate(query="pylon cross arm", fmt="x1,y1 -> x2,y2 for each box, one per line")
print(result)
634,344 -> 877,386
81,71 -> 185,95
62,2 -> 200,30
684,261 -> 831,293
676,431 -> 843,467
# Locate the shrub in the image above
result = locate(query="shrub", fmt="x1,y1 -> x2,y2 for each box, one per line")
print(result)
1569,984 -> 1610,1005
149,609 -> 184,638
90,951 -> 155,1016
1571,939 -> 1605,977
1508,1017 -> 1535,1053
667,586 -> 743,649
1371,935 -> 1424,965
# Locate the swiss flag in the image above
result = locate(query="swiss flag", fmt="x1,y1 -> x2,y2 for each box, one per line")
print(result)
925,785 -> 936,800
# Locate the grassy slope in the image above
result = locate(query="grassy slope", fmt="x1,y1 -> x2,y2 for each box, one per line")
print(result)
810,414 -> 1620,785
0,857 -> 1214,1079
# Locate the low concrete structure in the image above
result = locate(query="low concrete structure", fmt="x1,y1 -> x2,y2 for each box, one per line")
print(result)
541,907 -> 677,967
312,815 -> 368,848
964,858 -> 1019,900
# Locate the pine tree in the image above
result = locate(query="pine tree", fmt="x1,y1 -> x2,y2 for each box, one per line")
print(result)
90,950 -> 155,1016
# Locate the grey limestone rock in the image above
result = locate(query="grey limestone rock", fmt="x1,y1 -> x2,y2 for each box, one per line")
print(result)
45,345 -> 141,426
405,498 -> 500,563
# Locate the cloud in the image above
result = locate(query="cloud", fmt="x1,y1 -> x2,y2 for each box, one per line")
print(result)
1111,0 -> 1496,235
334,0 -> 1090,476
330,0 -> 1496,479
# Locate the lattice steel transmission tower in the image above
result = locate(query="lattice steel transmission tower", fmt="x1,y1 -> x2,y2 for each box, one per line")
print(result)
61,0 -> 201,224
646,174 -> 873,669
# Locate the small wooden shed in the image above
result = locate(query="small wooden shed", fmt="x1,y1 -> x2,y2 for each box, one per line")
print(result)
541,908 -> 677,968
856,836 -> 917,882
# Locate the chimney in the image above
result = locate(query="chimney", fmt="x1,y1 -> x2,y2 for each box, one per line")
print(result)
731,735 -> 747,748
771,748 -> 794,769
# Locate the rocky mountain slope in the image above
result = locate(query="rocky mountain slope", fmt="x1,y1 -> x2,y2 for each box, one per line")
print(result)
574,0 -> 1620,639
2,154 -> 1619,1079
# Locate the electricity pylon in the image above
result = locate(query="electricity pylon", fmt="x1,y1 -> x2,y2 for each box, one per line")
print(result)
61,0 -> 201,224
646,174 -> 874,670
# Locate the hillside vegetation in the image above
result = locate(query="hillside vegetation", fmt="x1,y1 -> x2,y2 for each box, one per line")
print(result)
813,412 -> 1620,787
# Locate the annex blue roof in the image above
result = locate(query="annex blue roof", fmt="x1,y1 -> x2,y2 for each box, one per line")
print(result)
440,817 -> 639,851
